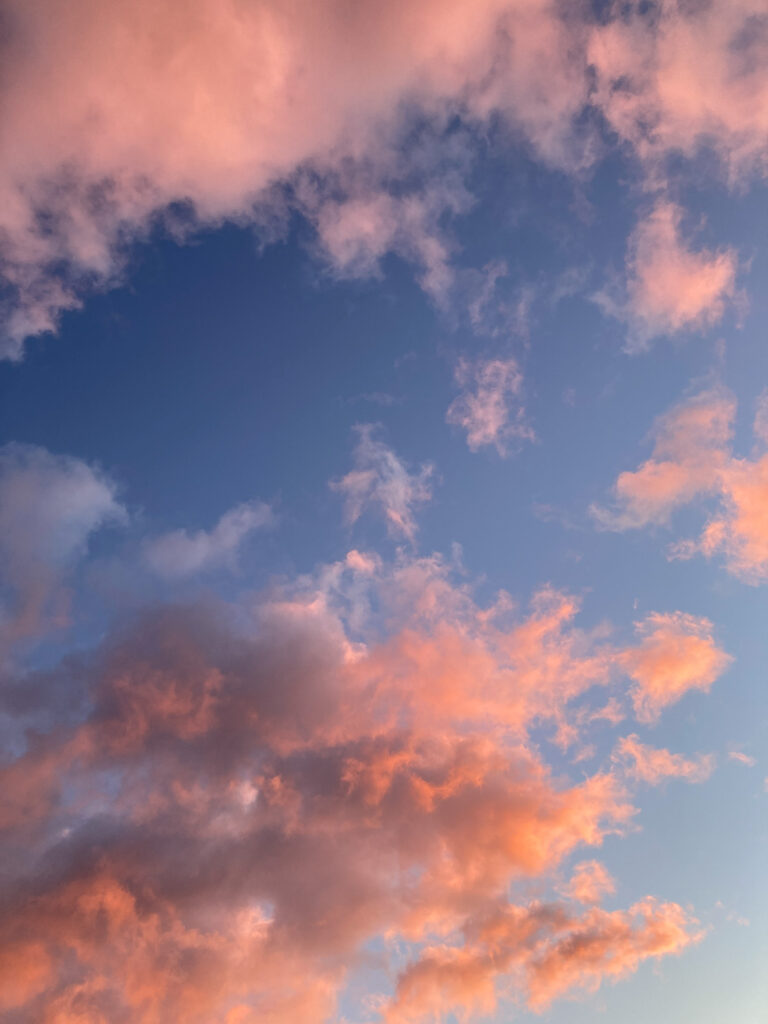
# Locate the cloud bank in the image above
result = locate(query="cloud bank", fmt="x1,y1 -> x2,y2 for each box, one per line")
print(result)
0,0 -> 766,355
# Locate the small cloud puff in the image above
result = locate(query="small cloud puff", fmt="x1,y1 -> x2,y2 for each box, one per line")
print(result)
619,612 -> 731,723
446,356 -> 534,455
597,202 -> 739,349
562,860 -> 617,905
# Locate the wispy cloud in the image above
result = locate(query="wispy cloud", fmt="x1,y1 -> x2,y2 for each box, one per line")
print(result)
332,426 -> 433,541
614,734 -> 715,784
446,357 -> 534,455
593,386 -> 768,582
143,500 -> 273,579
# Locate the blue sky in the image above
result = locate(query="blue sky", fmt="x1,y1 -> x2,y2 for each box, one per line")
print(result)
0,2 -> 766,1022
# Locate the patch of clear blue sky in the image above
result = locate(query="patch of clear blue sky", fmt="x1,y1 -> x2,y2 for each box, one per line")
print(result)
0,137 -> 765,1021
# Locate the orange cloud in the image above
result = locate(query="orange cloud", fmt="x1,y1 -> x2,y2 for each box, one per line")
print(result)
592,388 -> 734,530
619,611 -> 731,723
386,898 -> 701,1021
594,387 -> 768,582
563,859 -> 617,904
614,734 -> 715,784
0,550 -> 717,1020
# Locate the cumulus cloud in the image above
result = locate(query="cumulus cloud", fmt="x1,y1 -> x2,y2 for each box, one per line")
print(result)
387,898 -> 700,1022
0,0 -> 593,357
614,734 -> 715,785
446,356 -> 534,454
0,0 -> 765,356
588,0 -> 768,183
602,202 -> 740,348
142,500 -> 273,579
0,444 -> 124,654
619,611 -> 731,723
593,387 -> 768,582
332,426 -> 433,542
0,544 -> 716,1021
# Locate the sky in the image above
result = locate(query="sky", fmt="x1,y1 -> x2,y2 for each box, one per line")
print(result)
0,1 -> 766,1021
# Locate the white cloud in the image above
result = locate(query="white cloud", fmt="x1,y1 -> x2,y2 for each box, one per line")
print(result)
143,501 -> 273,579
0,444 -> 124,649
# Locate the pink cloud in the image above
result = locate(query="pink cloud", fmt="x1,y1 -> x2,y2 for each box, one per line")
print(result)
592,388 -> 734,530
594,387 -> 768,582
619,611 -> 731,723
387,898 -> 701,1021
0,0 -> 592,357
446,356 -> 534,455
0,546 -> 718,1020
562,859 -> 617,904
728,750 -> 756,767
614,734 -> 715,784
588,1 -> 768,182
611,202 -> 740,347
1,1 -> 765,355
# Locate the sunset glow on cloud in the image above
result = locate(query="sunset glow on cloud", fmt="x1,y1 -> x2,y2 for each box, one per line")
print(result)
0,1 -> 764,1022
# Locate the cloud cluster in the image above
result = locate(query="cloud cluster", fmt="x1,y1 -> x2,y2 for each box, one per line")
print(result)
588,0 -> 768,182
0,0 -> 589,356
593,386 -> 768,582
386,897 -> 699,1022
0,535 -> 726,1021
0,0 -> 766,355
